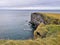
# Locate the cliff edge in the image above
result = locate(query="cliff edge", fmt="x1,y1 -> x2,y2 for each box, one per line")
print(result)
30,12 -> 60,39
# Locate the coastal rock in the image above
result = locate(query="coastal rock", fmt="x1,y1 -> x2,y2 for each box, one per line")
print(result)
30,13 -> 60,27
30,13 -> 45,28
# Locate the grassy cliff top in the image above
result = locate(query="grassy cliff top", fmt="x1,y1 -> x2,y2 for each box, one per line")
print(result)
42,13 -> 60,19
34,12 -> 60,19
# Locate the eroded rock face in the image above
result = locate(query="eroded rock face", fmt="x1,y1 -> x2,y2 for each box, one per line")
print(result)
30,13 -> 45,28
30,13 -> 60,26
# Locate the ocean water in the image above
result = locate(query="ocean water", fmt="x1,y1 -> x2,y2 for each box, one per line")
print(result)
0,10 -> 60,40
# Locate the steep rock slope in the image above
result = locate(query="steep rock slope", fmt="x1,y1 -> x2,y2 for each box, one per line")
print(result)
30,13 -> 60,27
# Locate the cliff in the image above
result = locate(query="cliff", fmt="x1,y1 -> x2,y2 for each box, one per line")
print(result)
30,12 -> 60,39
30,13 -> 60,27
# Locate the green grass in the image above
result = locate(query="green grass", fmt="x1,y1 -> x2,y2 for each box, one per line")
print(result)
38,13 -> 60,19
34,24 -> 60,45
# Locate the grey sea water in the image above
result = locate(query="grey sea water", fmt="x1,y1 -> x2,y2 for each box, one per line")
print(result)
0,10 -> 60,40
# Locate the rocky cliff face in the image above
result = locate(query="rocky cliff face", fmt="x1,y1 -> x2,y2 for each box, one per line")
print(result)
30,13 -> 60,27
30,13 -> 45,28
31,13 -> 44,26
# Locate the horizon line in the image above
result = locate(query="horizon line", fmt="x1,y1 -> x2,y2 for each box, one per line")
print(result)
0,7 -> 60,10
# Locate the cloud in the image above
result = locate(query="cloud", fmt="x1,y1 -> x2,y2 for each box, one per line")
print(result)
0,0 -> 60,7
0,0 -> 39,7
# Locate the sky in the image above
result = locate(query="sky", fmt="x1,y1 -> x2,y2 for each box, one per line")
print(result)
0,0 -> 60,9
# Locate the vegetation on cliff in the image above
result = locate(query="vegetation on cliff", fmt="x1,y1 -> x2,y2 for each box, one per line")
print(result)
40,13 -> 60,24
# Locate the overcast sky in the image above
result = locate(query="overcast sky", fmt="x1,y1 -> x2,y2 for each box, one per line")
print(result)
0,0 -> 60,7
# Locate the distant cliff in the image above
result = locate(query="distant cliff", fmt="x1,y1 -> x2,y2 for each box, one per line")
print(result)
30,13 -> 60,27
